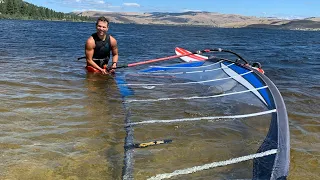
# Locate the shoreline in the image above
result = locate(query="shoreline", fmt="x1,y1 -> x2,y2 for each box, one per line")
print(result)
1,17 -> 319,32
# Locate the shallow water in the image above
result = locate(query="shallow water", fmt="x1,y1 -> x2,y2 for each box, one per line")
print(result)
0,19 -> 319,179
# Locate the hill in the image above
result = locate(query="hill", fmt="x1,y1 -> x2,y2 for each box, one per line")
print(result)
75,11 -> 320,31
0,0 -> 92,21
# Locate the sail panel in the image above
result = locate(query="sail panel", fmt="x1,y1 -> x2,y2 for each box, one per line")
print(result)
117,57 -> 289,179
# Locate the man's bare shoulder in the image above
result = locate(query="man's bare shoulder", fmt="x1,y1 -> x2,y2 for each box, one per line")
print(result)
86,36 -> 95,44
109,35 -> 117,46
86,36 -> 95,49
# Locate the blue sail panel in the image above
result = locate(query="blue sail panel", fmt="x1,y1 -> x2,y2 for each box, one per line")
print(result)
222,61 -> 274,108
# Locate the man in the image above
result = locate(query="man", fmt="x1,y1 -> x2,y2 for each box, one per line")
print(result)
85,16 -> 118,74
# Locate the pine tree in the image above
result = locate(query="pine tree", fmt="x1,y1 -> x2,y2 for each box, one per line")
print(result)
0,0 -> 7,14
6,0 -> 14,14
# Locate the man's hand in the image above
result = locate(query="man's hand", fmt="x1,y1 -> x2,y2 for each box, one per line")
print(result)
109,63 -> 116,74
100,68 -> 108,74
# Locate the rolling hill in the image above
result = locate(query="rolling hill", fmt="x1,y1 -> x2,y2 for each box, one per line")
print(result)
74,11 -> 320,31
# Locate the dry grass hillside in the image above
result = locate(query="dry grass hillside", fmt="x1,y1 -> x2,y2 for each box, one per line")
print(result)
74,11 -> 320,30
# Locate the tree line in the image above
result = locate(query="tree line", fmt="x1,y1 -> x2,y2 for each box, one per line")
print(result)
0,0 -> 93,21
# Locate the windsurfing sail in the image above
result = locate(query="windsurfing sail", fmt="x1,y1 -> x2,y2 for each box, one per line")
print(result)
117,48 -> 290,180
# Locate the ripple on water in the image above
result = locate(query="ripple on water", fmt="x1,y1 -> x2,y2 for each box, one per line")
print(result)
0,20 -> 319,179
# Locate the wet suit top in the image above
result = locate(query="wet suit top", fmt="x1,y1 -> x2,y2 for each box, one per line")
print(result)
92,33 -> 111,68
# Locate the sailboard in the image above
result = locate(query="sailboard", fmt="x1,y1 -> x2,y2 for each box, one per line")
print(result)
116,48 -> 290,180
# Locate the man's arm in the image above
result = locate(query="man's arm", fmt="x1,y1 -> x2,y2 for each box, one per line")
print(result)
85,37 -> 107,74
109,36 -> 118,72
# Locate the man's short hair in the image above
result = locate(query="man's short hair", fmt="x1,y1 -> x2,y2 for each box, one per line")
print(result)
96,16 -> 110,26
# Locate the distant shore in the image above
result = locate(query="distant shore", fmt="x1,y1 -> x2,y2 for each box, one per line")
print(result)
2,11 -> 319,31
73,11 -> 320,31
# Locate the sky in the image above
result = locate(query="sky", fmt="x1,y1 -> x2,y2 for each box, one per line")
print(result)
23,0 -> 320,19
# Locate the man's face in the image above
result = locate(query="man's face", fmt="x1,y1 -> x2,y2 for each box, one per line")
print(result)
96,21 -> 109,36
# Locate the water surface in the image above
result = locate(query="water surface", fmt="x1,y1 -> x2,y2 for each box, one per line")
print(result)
0,19 -> 319,179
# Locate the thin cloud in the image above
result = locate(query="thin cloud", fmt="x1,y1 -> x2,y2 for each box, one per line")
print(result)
182,9 -> 202,12
123,3 -> 140,7
38,0 -> 176,13
259,12 -> 308,20
44,0 -> 121,12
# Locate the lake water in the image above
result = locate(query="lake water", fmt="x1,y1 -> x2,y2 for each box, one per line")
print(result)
0,19 -> 319,180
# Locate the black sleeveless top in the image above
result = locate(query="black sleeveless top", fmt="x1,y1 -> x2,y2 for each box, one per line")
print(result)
91,33 -> 111,67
